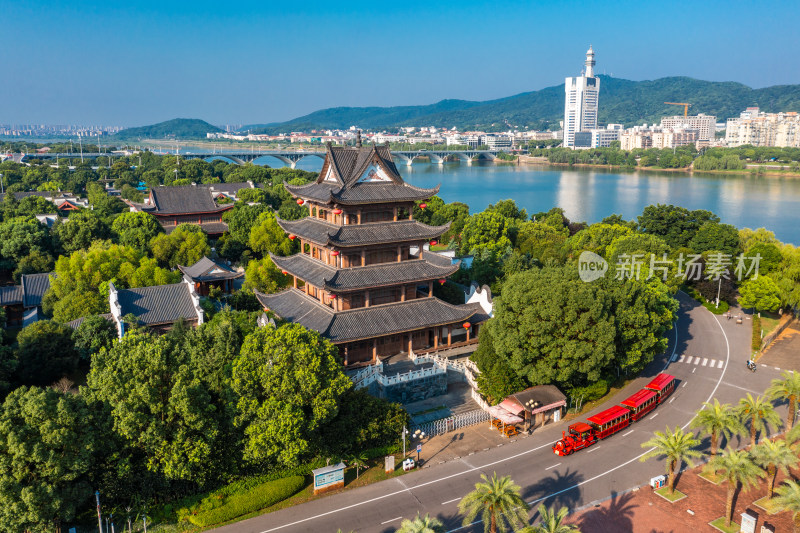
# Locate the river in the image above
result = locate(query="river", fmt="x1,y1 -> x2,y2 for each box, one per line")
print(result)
273,157 -> 800,245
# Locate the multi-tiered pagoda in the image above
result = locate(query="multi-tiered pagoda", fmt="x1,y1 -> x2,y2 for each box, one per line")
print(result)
256,141 -> 488,366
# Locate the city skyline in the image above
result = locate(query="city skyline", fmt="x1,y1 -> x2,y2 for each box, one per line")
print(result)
4,0 -> 800,126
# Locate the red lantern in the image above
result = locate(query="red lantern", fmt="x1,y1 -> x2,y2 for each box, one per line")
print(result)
331,250 -> 340,256
281,270 -> 288,275
430,240 -> 438,246
296,199 -> 305,205
438,279 -> 446,285
288,234 -> 296,240
462,322 -> 471,329
419,203 -> 427,209
330,294 -> 337,299
333,208 -> 342,215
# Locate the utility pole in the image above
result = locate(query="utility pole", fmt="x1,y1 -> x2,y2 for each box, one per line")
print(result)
95,491 -> 103,533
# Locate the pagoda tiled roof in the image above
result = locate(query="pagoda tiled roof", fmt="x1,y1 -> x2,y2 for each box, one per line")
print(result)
269,252 -> 459,292
147,185 -> 233,215
117,283 -> 201,326
276,217 -> 450,248
255,288 -> 485,343
177,257 -> 243,282
284,143 -> 438,205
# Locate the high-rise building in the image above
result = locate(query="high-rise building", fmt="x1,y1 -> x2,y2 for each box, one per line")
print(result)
660,114 -> 716,141
564,46 -> 600,148
725,108 -> 800,147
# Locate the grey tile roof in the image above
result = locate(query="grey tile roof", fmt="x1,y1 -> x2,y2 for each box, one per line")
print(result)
0,285 -> 23,306
284,144 -> 438,205
178,257 -> 242,281
21,272 -> 53,308
270,253 -> 459,291
117,282 -> 200,326
65,313 -> 113,330
149,186 -> 228,215
255,288 -> 482,343
276,218 -> 450,248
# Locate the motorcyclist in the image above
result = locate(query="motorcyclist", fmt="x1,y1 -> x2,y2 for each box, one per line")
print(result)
746,360 -> 757,371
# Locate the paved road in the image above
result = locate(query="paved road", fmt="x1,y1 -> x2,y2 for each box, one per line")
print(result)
215,293 -> 785,533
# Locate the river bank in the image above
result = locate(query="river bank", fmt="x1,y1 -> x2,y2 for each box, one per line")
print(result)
517,155 -> 800,178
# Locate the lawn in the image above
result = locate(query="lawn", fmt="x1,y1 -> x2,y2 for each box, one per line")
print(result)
655,486 -> 687,502
709,517 -> 740,533
760,313 -> 782,337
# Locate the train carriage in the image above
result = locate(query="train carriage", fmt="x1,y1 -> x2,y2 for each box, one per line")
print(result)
621,388 -> 658,421
645,373 -> 676,404
586,405 -> 631,439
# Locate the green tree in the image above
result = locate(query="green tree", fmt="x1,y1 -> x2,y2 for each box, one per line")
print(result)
752,438 -> 798,499
688,222 -> 741,256
640,426 -> 702,494
690,400 -> 742,458
739,275 -> 782,313
746,242 -> 783,274
526,504 -> 579,533
87,331 -> 222,483
15,320 -> 79,386
458,472 -> 529,533
43,242 -> 179,322
0,346 -> 16,399
13,250 -> 55,282
709,449 -> 761,527
605,233 -> 670,265
149,223 -> 210,268
111,211 -> 164,252
396,514 -> 444,533
767,371 -> 800,431
738,394 -> 782,447
471,327 -> 526,404
230,324 -> 352,466
72,315 -> 117,363
637,204 -> 719,249
236,188 -> 267,204
739,227 -> 779,251
567,222 -> 632,257
516,221 -> 568,262
244,257 -> 290,294
249,211 -> 295,257
53,210 -> 111,253
0,216 -> 52,271
460,211 -> 514,256
0,387 -> 108,533
773,480 -> 800,533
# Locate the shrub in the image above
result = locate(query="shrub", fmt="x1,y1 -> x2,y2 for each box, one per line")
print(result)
187,475 -> 305,527
567,379 -> 609,407
752,315 -> 762,352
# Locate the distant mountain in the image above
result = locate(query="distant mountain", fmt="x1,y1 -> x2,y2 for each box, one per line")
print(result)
115,118 -> 222,140
249,76 -> 800,133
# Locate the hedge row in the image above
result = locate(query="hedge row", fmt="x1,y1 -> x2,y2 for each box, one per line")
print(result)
752,315 -> 762,352
188,475 -> 306,527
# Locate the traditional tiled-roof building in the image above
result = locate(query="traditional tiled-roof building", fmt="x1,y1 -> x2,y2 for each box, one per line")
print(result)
0,272 -> 53,326
108,279 -> 204,337
177,256 -> 243,296
256,142 -> 488,366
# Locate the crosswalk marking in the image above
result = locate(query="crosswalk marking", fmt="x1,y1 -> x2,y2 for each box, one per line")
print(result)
685,356 -> 693,364
693,358 -> 701,365
702,358 -> 708,366
717,360 -> 724,369
675,355 -> 726,370
679,355 -> 685,363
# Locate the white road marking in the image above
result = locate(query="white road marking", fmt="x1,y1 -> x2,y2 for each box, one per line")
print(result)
693,357 -> 701,365
679,355 -> 685,363
441,497 -> 461,505
622,430 -> 634,437
692,368 -> 696,373
587,446 -> 601,453
702,358 -> 708,366
381,517 -> 403,524
545,463 -> 561,470
649,413 -> 658,420
717,360 -> 724,369
682,382 -> 688,388
669,397 -> 675,403
685,356 -> 693,364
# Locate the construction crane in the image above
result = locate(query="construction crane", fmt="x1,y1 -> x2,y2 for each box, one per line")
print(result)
664,102 -> 692,117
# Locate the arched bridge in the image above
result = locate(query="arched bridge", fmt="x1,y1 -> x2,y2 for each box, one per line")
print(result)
17,149 -> 507,168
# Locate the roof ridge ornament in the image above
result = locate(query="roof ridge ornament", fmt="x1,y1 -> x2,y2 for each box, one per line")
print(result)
356,130 -> 362,148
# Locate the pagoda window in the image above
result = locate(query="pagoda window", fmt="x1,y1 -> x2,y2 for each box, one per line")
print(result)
347,293 -> 365,309
318,209 -> 327,220
344,253 -> 361,268
348,214 -> 357,225
366,248 -> 397,266
311,207 -> 317,217
363,210 -> 393,223
397,207 -> 410,221
370,287 -> 401,306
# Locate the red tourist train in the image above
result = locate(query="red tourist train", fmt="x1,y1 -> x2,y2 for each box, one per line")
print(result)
552,372 -> 676,456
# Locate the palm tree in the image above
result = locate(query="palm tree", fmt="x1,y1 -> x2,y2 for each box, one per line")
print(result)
397,513 -> 444,533
738,394 -> 782,447
773,480 -> 800,533
640,426 -> 702,495
521,504 -> 579,533
710,449 -> 762,528
349,451 -> 368,480
458,472 -> 529,533
767,371 -> 800,430
690,399 -> 743,458
752,438 -> 799,499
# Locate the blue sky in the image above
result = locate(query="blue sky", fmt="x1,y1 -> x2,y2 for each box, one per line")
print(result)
4,0 -> 799,126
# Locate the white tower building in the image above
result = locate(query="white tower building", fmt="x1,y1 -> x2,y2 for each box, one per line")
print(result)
564,46 -> 600,148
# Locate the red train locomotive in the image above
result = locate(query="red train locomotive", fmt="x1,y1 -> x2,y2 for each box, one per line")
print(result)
552,372 -> 676,456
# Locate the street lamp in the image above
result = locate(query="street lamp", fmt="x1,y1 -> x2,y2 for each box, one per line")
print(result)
413,429 -> 426,464
401,426 -> 409,458
525,400 -> 541,432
